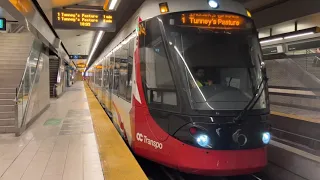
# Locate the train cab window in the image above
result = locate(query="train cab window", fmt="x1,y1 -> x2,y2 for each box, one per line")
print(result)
161,12 -> 267,111
139,19 -> 178,108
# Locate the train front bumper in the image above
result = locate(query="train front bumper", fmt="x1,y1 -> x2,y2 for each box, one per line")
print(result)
174,144 -> 267,176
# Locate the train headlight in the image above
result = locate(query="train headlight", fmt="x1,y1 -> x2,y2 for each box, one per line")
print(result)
208,0 -> 218,8
196,134 -> 210,147
262,132 -> 271,144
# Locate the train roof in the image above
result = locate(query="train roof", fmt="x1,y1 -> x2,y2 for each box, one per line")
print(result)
139,0 -> 249,20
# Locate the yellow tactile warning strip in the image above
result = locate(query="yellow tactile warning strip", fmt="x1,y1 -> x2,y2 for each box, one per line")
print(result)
84,83 -> 148,180
271,111 -> 320,124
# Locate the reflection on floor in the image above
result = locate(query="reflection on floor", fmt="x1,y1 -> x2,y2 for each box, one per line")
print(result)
0,82 -> 103,180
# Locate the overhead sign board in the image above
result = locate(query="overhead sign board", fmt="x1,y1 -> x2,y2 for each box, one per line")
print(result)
262,45 -> 284,55
288,40 -> 320,51
77,63 -> 86,68
52,8 -> 116,31
0,18 -> 6,31
262,47 -> 278,55
70,55 -> 88,59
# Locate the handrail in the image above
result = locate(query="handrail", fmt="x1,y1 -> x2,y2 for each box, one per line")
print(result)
53,84 -> 57,97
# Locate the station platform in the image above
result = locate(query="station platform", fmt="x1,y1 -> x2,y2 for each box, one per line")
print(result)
271,105 -> 320,124
0,82 -> 147,180
269,106 -> 320,157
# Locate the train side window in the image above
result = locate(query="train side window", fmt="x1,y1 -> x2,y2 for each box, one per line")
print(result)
119,42 -> 129,99
140,19 -> 178,107
103,58 -> 109,89
113,51 -> 120,95
126,38 -> 134,101
109,55 -> 115,91
95,65 -> 102,87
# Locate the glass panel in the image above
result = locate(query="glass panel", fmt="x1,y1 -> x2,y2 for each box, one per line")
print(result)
126,38 -> 134,101
119,42 -> 129,99
95,64 -> 102,87
17,81 -> 24,127
103,58 -> 109,89
114,49 -> 121,95
16,39 -> 42,128
140,19 -> 178,106
160,12 -> 266,110
266,46 -> 320,119
109,55 -> 114,90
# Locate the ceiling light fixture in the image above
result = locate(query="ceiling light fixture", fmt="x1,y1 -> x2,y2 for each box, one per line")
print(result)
85,31 -> 104,70
208,0 -> 218,8
109,0 -> 118,10
284,32 -> 314,39
260,37 -> 283,44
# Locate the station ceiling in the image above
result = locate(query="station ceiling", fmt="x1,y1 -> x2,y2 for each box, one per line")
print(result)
29,0 -> 319,68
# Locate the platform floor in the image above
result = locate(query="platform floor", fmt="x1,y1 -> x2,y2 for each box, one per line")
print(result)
0,82 -> 104,180
271,105 -> 320,124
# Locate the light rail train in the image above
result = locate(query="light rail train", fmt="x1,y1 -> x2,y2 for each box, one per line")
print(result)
87,0 -> 271,176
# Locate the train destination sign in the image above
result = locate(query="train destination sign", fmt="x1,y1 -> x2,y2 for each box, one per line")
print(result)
52,8 -> 116,31
177,12 -> 248,30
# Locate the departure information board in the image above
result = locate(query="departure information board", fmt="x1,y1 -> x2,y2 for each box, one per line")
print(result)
52,8 -> 116,31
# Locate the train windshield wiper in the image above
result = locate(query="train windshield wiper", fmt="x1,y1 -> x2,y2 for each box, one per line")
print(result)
233,76 -> 268,123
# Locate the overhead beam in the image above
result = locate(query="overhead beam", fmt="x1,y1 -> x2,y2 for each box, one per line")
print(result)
63,5 -> 104,11
103,0 -> 110,11
252,0 -> 320,28
251,0 -> 289,13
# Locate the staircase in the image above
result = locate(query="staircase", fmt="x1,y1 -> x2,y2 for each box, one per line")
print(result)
0,88 -> 16,133
0,33 -> 34,133
49,58 -> 60,97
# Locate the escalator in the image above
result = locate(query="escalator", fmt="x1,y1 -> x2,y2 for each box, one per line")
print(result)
49,56 -> 60,97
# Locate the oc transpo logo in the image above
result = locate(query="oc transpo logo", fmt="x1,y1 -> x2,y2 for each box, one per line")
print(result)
136,132 -> 163,149
136,133 -> 143,142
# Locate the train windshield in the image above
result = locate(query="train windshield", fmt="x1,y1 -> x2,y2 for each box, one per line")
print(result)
161,12 -> 267,110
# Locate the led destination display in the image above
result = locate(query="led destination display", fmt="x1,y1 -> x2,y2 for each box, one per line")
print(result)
52,8 -> 116,31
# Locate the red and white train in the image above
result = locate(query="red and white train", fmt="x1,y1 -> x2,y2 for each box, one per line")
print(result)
87,0 -> 271,176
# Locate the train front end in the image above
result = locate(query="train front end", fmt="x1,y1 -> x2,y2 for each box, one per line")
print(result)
133,0 -> 270,176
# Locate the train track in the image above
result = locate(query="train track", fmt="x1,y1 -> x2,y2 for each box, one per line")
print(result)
137,156 -> 268,180
159,165 -> 267,180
